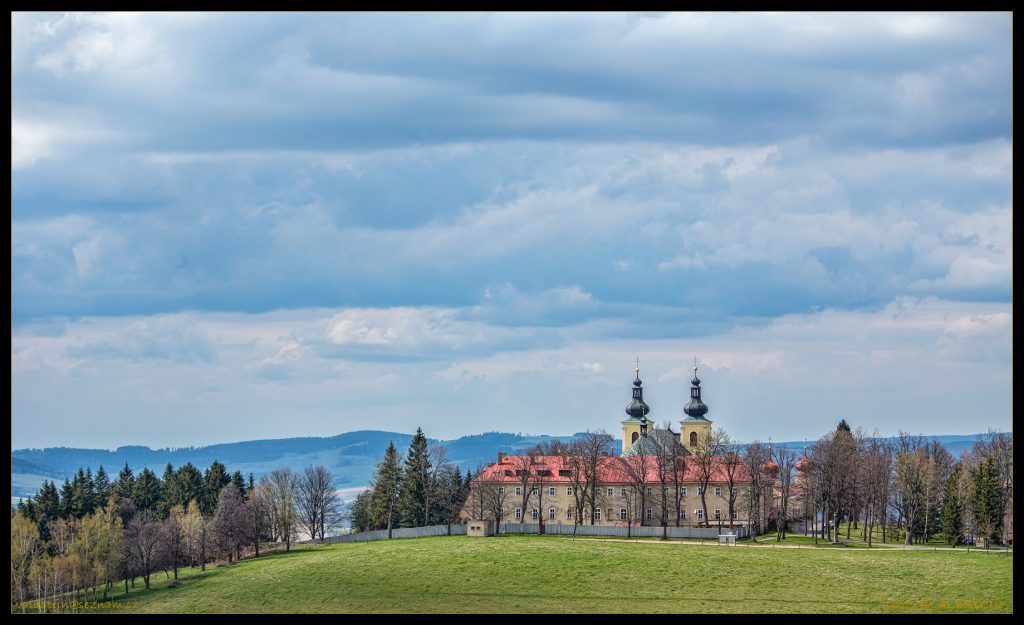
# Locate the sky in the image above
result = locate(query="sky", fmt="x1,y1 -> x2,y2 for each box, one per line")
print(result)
11,12 -> 1012,450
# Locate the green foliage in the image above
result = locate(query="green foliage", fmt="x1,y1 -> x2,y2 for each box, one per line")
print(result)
398,428 -> 431,527
202,461 -> 230,516
836,419 -> 852,433
368,441 -> 402,531
941,463 -> 964,546
972,457 -> 1003,545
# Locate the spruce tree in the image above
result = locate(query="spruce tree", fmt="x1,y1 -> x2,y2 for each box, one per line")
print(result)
59,479 -> 74,517
972,456 -> 1004,546
940,463 -> 963,546
370,441 -> 403,533
231,470 -> 247,500
161,463 -> 178,516
398,428 -> 431,527
176,462 -> 205,507
133,468 -> 164,513
202,461 -> 230,516
94,466 -> 110,505
116,462 -> 135,501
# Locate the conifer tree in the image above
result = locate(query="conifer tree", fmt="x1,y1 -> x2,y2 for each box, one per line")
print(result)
972,456 -> 1003,546
116,462 -> 135,501
202,461 -> 230,516
95,465 -> 111,503
370,441 -> 403,535
398,428 -> 431,527
133,468 -> 164,513
941,463 -> 963,546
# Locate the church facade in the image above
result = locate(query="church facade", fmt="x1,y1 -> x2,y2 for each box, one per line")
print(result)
464,363 -> 761,529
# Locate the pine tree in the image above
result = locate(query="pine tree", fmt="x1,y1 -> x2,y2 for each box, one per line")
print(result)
837,419 -> 852,433
972,456 -> 1004,546
940,463 -> 963,546
116,462 -> 135,501
202,461 -> 230,516
95,466 -> 111,505
370,441 -> 403,532
231,471 -> 248,500
133,468 -> 164,513
398,428 -> 431,527
160,463 -> 178,517
176,463 -> 205,508
59,479 -> 74,517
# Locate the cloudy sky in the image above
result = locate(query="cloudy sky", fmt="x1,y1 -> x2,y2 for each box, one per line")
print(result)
12,12 -> 1012,450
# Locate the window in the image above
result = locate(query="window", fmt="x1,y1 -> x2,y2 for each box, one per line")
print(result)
689,431 -> 697,447
548,487 -> 556,496
714,509 -> 721,520
620,488 -> 627,497
566,487 -> 574,496
696,509 -> 704,520
515,487 -> 522,496
516,470 -> 527,477
531,508 -> 539,520
680,487 -> 688,497
619,508 -> 628,520
607,487 -> 614,497
530,487 -> 538,495
631,432 -> 639,444
679,509 -> 687,520
566,508 -> 574,519
645,508 -> 653,520
715,486 -> 722,497
646,487 -> 653,496
549,508 -> 556,520
595,508 -> 602,521
504,470 -> 514,476
498,486 -> 505,495
515,507 -> 522,520
698,486 -> 704,495
558,470 -> 571,477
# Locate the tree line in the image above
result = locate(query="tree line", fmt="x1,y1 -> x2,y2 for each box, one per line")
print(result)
349,427 -> 472,536
11,460 -> 341,612
802,422 -> 1012,547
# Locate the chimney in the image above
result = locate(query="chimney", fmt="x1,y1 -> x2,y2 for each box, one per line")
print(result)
498,452 -> 506,464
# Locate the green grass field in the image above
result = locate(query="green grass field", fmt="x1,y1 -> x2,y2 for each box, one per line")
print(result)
79,535 -> 1011,614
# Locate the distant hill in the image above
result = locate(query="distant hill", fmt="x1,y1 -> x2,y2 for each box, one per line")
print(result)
10,430 -> 1001,502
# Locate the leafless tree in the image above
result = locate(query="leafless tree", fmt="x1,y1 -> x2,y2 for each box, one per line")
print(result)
859,435 -> 892,547
266,468 -> 299,550
892,432 -> 927,545
619,438 -> 654,530
773,447 -> 798,541
159,505 -> 186,579
124,509 -> 161,588
742,442 -> 770,540
212,484 -> 245,562
243,481 -> 273,557
297,465 -> 338,541
509,453 -> 540,526
653,422 -> 685,538
569,430 -> 612,525
721,443 -> 743,528
691,428 -> 727,527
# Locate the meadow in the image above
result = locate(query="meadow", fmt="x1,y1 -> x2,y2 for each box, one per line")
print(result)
75,534 -> 1012,614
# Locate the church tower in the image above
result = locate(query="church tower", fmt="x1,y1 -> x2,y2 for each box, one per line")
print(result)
680,361 -> 712,453
620,360 -> 651,455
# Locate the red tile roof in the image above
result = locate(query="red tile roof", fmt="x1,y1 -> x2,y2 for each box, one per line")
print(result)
474,454 -> 752,484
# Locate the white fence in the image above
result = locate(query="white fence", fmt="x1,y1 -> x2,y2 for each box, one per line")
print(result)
318,522 -> 745,544
320,524 -> 467,543
498,523 -> 747,539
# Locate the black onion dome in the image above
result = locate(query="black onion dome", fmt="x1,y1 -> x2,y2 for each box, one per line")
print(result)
625,370 -> 651,418
683,366 -> 709,419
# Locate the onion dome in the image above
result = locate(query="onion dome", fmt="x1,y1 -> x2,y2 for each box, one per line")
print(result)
796,456 -> 810,473
683,364 -> 709,419
763,458 -> 780,477
625,365 -> 651,419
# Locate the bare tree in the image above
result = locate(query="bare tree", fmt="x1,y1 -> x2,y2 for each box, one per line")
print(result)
243,481 -> 274,557
297,465 -> 338,541
742,442 -> 770,541
508,453 -> 539,526
654,423 -> 685,538
212,484 -> 245,563
267,469 -> 299,551
124,510 -> 161,589
691,428 -> 727,527
576,430 -> 613,525
159,505 -> 186,580
721,444 -> 743,528
773,447 -> 798,541
619,438 -> 654,531
860,435 -> 892,547
892,433 -> 926,545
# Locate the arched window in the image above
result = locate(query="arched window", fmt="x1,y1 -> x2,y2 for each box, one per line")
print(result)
631,432 -> 639,444
689,431 -> 698,447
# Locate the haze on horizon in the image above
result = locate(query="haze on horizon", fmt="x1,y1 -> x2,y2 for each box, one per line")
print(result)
12,12 -> 1012,450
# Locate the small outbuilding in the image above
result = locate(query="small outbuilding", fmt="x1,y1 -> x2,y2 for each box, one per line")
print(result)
467,520 -> 496,537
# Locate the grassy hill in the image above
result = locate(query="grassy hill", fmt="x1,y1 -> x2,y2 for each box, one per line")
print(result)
77,535 -> 1012,614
